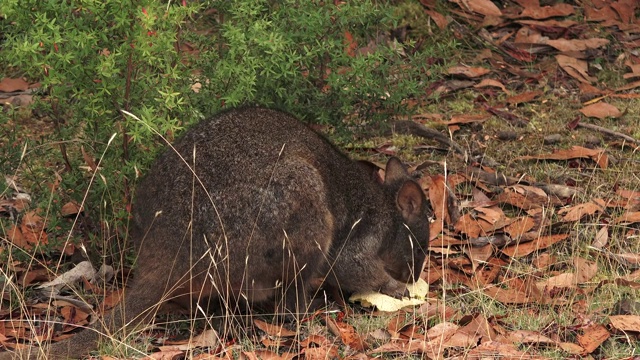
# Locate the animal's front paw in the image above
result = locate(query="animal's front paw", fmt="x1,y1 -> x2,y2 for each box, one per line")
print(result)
379,279 -> 409,299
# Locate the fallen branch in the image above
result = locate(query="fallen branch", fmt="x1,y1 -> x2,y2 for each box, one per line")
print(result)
390,120 -> 468,161
577,122 -> 640,145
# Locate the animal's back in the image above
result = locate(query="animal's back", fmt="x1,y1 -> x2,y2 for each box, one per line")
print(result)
0,107 -> 429,360
131,107 -> 348,309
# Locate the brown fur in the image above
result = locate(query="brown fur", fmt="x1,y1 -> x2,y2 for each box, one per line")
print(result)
0,107 -> 429,359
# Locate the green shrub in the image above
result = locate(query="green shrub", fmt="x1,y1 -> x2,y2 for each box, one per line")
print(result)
189,0 -> 428,125
0,0 -> 441,253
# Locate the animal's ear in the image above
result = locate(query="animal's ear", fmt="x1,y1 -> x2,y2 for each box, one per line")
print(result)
357,160 -> 384,184
396,180 -> 424,221
384,157 -> 409,184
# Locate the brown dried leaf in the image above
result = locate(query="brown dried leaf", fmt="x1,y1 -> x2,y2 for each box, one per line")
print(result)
242,350 -> 295,360
253,319 -> 297,337
574,257 -> 598,283
536,258 -> 597,292
6,225 -> 29,249
0,78 -> 29,92
147,350 -> 184,360
22,211 -> 45,232
484,285 -> 535,304
558,201 -> 604,222
545,38 -> 609,52
60,306 -> 90,327
624,61 -> 640,80
459,314 -> 498,341
452,0 -> 502,17
371,339 -> 440,357
429,175 -> 456,225
81,146 -> 98,173
447,65 -> 491,78
517,18 -> 578,28
474,78 -> 508,93
532,253 -> 558,269
503,217 -> 535,238
608,252 -> 640,269
448,114 -> 491,125
60,201 -> 84,217
454,214 -> 485,238
613,211 -> 640,224
592,226 -> 608,249
579,102 -> 622,119
465,340 -> 547,359
507,330 -> 556,345
501,234 -> 569,258
424,9 -> 450,29
20,211 -> 47,247
520,4 -> 574,19
577,324 -> 610,353
324,315 -> 368,351
475,206 -> 508,228
302,345 -> 339,360
611,1 -> 637,24
515,145 -> 608,169
506,90 -> 543,105
556,55 -> 596,84
584,5 -> 620,22
609,315 -> 640,332
463,244 -> 493,272
494,185 -> 548,210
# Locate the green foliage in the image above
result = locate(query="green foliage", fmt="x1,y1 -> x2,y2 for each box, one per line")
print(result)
189,0 -> 432,124
0,0 -> 445,253
0,0 -> 198,254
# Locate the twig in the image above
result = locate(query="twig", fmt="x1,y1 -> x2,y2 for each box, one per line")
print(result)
577,122 -> 640,145
390,120 -> 468,161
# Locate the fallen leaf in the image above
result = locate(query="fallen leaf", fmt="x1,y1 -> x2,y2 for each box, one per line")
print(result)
0,78 -> 29,92
503,216 -> 535,238
474,78 -> 509,93
613,211 -> 640,224
545,38 -> 609,52
324,315 -> 368,351
520,3 -> 574,19
6,225 -> 29,249
579,102 -> 622,119
253,319 -> 297,337
607,252 -> 640,269
558,201 -> 604,222
429,175 -> 457,225
60,201 -> 84,217
507,330 -> 556,345
556,55 -> 596,84
484,285 -> 535,304
609,315 -> 640,332
452,0 -> 502,17
592,226 -> 608,249
506,90 -> 543,104
424,9 -> 450,29
515,146 -> 608,169
159,329 -> 220,351
447,65 -> 491,78
501,234 -> 569,258
448,114 -> 491,125
577,324 -> 610,353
